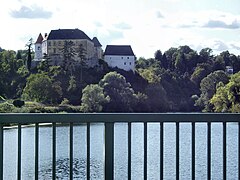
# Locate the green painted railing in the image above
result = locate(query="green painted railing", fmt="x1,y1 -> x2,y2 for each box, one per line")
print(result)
0,113 -> 240,180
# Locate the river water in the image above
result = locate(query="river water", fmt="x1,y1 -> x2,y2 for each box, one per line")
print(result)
3,123 -> 239,180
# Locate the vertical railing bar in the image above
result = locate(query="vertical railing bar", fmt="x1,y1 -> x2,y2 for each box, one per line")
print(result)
207,122 -> 211,180
87,122 -> 90,180
239,122 -> 240,180
69,122 -> 73,180
160,122 -> 164,180
17,124 -> 22,180
0,124 -> 3,180
144,122 -> 147,180
192,122 -> 195,180
223,122 -> 227,180
52,122 -> 56,180
105,122 -> 114,180
35,123 -> 39,180
176,122 -> 179,180
128,122 -> 131,180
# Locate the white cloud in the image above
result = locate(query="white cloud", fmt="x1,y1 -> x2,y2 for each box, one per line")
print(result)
10,5 -> 52,19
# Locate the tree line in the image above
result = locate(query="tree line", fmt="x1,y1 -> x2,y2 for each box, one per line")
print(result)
1,43 -> 240,113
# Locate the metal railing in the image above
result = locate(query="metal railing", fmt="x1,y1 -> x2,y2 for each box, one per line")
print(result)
0,113 -> 239,180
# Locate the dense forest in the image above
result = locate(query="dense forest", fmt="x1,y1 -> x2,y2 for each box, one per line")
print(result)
1,44 -> 240,113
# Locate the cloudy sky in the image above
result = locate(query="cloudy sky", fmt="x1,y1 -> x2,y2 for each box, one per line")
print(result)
1,0 -> 240,58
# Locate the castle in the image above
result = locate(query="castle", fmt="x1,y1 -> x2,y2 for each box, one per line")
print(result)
34,28 -> 135,71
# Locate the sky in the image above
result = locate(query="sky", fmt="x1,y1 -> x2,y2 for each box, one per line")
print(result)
0,0 -> 240,58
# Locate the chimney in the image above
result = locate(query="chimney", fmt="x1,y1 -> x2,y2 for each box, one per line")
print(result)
44,33 -> 48,38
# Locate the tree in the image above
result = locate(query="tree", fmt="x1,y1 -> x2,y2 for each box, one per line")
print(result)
210,73 -> 240,113
190,63 -> 212,87
154,50 -> 162,61
213,55 -> 225,71
80,84 -> 109,112
99,71 -> 137,112
195,70 -> 229,111
199,48 -> 213,63
26,38 -> 33,71
164,47 -> 178,70
37,53 -> 51,72
145,83 -> 169,112
22,73 -> 62,103
61,40 -> 76,75
0,49 -> 26,99
76,44 -> 87,82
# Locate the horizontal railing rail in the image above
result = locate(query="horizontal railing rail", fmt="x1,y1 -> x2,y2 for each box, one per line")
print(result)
0,113 -> 239,180
1,113 -> 240,123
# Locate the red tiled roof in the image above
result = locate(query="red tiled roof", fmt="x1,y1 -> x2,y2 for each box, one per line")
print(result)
35,33 -> 43,44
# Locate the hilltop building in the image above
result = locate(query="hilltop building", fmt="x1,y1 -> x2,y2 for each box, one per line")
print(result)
34,29 -> 103,67
34,29 -> 136,71
104,45 -> 136,71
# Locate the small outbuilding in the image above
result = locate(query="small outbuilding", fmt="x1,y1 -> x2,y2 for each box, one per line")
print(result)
104,45 -> 136,71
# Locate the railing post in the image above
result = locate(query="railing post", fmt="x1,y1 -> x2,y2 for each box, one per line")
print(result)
223,122 -> 227,180
105,122 -> 114,180
207,122 -> 211,180
128,122 -> 131,180
0,124 -> 3,180
35,123 -> 39,180
239,122 -> 240,180
69,122 -> 73,180
87,123 -> 90,180
160,122 -> 164,180
192,122 -> 195,180
144,122 -> 147,180
176,122 -> 179,180
17,124 -> 22,180
52,123 -> 56,180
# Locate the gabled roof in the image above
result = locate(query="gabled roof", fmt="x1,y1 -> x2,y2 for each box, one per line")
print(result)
47,29 -> 92,41
104,45 -> 134,56
92,37 -> 102,47
35,33 -> 43,44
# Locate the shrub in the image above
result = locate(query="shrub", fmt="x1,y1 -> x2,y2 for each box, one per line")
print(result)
13,100 -> 25,108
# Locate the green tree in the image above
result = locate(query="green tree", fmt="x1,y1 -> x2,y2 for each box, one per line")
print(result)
145,83 -> 169,112
195,70 -> 229,111
76,44 -> 87,82
99,71 -> 137,112
199,48 -> 213,63
26,38 -> 33,71
80,84 -> 109,112
37,53 -> 51,72
154,50 -> 162,62
0,49 -> 26,98
61,40 -> 76,75
190,63 -> 212,87
210,73 -> 240,113
213,55 -> 225,71
22,73 -> 62,103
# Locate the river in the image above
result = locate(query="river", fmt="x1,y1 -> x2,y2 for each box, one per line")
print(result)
3,123 -> 239,180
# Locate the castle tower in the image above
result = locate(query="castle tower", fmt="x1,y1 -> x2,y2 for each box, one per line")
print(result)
34,33 -> 43,60
92,37 -> 103,59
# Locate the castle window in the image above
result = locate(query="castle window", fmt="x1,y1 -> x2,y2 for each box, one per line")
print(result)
129,62 -> 132,65
127,57 -> 129,59
53,41 -> 56,46
48,42 -> 51,46
53,48 -> 56,53
59,41 -> 61,45
37,46 -> 40,50
121,57 -> 123,59
124,62 -> 126,65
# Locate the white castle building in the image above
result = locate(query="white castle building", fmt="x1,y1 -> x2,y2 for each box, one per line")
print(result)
34,28 -> 103,67
34,28 -> 136,71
